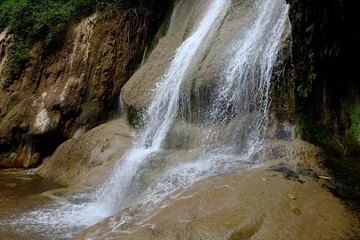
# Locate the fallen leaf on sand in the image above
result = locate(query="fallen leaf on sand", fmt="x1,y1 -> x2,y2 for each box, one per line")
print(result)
293,208 -> 301,216
289,193 -> 297,200
318,175 -> 332,180
259,177 -> 267,181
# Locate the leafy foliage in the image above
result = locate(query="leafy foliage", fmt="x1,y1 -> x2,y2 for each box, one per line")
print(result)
0,0 -> 129,73
298,109 -> 332,141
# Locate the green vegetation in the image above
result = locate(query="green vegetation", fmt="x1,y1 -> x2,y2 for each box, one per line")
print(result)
127,107 -> 142,128
294,12 -> 303,22
323,40 -> 340,57
2,152 -> 13,163
349,101 -> 360,143
0,0 -> 131,74
296,23 -> 318,98
323,138 -> 360,206
7,93 -> 17,105
304,23 -> 315,44
297,110 -> 331,141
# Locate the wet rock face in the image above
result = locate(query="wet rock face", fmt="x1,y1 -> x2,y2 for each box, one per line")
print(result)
121,0 -> 271,124
0,2 -> 172,168
121,0 -> 197,112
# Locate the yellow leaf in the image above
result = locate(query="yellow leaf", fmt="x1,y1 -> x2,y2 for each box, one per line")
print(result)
289,193 -> 297,200
293,208 -> 301,216
318,175 -> 332,180
259,177 -> 267,181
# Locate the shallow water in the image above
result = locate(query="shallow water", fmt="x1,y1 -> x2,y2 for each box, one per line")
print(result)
0,172 -> 62,240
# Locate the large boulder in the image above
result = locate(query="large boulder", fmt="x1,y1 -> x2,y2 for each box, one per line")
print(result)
37,119 -> 133,187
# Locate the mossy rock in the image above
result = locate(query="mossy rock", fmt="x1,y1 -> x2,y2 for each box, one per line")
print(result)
127,106 -> 142,127
18,174 -> 44,180
349,100 -> 360,144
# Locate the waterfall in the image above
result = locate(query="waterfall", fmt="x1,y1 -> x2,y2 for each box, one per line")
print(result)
129,0 -> 290,205
2,0 -> 290,239
96,0 -> 231,214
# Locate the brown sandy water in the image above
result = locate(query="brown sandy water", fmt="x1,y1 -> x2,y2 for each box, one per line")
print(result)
0,170 -> 63,240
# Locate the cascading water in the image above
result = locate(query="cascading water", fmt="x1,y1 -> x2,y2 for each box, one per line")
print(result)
131,0 -> 290,206
1,0 -> 290,239
95,0 -> 230,214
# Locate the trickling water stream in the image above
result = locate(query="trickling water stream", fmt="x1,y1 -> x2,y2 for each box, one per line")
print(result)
0,0 -> 290,239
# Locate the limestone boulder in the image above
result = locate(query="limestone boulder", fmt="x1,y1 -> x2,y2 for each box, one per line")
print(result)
37,119 -> 133,187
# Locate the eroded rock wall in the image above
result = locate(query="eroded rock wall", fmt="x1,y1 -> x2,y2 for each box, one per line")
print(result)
0,2 -> 173,168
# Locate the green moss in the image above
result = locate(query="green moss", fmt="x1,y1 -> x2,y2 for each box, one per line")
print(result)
102,59 -> 112,72
7,94 -> 17,105
79,101 -> 98,125
18,174 -> 43,180
127,107 -> 142,127
1,151 -> 14,164
295,48 -> 317,98
323,41 -> 340,57
349,101 -> 360,143
10,110 -> 17,119
154,20 -> 168,42
148,9 -> 171,54
6,183 -> 18,187
296,84 -> 311,98
294,12 -> 303,22
323,139 -> 360,204
298,111 -> 331,141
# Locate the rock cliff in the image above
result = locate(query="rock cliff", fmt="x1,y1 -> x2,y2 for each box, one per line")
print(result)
0,1 -> 172,168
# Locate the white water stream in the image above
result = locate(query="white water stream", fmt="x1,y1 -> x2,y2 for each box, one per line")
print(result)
1,0 -> 290,239
96,0 -> 230,214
